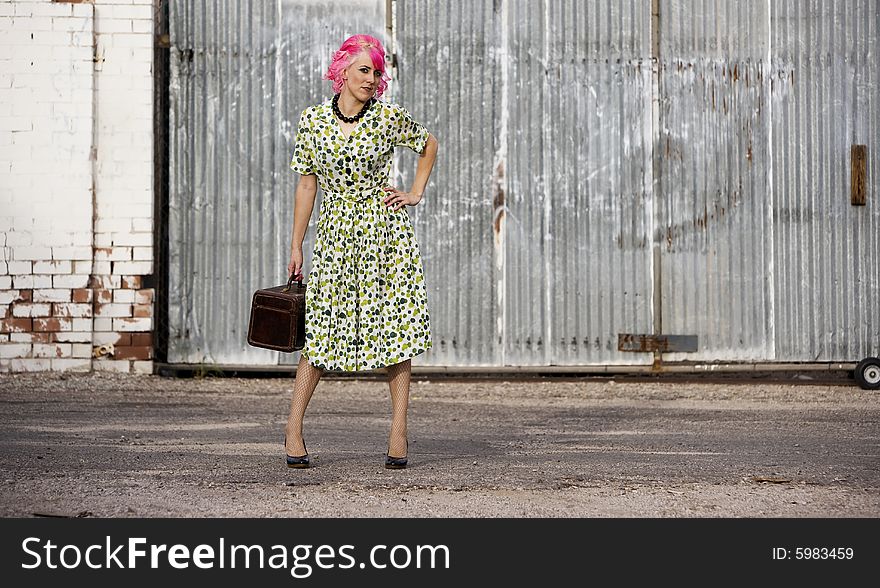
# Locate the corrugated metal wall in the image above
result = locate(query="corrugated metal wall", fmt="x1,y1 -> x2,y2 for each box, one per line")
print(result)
167,0 -> 385,364
393,1 -> 501,366
770,0 -> 880,361
660,0 -> 774,360
167,0 -> 879,368
397,1 -> 655,367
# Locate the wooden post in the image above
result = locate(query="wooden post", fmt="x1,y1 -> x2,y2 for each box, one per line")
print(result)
851,145 -> 867,206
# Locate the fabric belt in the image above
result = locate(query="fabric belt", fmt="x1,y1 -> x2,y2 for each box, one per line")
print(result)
323,186 -> 383,203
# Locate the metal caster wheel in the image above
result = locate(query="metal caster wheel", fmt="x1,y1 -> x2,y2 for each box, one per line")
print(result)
854,357 -> 880,390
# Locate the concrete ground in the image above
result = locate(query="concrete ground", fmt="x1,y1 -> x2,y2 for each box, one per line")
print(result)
0,371 -> 878,518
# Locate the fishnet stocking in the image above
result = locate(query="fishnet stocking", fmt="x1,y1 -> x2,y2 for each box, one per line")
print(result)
385,359 -> 411,458
285,354 -> 324,456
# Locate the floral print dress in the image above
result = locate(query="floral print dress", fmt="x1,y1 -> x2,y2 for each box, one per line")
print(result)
289,98 -> 432,371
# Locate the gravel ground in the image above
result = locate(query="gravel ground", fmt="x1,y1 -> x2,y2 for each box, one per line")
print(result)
1,372 -> 878,518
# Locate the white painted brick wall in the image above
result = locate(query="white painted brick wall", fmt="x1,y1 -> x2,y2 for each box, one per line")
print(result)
1,0 -> 155,373
1,6 -> 94,293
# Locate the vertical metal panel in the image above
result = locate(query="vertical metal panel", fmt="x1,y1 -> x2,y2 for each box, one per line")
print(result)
771,0 -> 880,360
168,0 -> 384,364
660,0 -> 774,361
394,1 -> 501,366
396,0 -> 653,367
504,0 -> 653,365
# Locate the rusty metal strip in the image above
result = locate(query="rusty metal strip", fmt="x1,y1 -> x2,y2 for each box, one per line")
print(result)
618,334 -> 698,353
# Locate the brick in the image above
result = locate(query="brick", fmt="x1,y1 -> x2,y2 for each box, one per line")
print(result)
95,289 -> 113,303
93,332 -> 124,346
132,360 -> 153,374
111,232 -> 151,247
52,302 -> 93,317
95,218 -> 131,233
113,317 -> 150,331
112,261 -> 151,275
33,260 -> 72,274
11,303 -> 52,317
70,2 -> 94,18
132,19 -> 151,34
120,276 -> 141,289
53,17 -> 93,34
94,246 -> 132,261
95,18 -> 132,33
13,275 -> 51,289
113,289 -> 135,303
95,303 -> 131,317
51,358 -> 91,372
52,331 -> 92,343
0,276 -> 10,289
9,358 -> 52,372
132,303 -> 151,317
33,317 -> 73,332
70,343 -> 92,358
0,290 -> 26,305
113,345 -> 151,360
93,359 -> 130,373
132,218 -> 152,232
4,231 -> 33,246
72,288 -> 92,303
7,261 -> 31,274
71,318 -> 92,331
89,275 -> 121,290
0,343 -> 31,358
12,246 -> 52,261
0,318 -> 32,333
30,4 -> 72,18
52,246 -> 93,261
104,4 -> 154,20
18,290 -> 32,302
93,318 -> 113,331
130,332 -> 151,346
134,288 -> 153,304
73,260 -> 93,274
53,274 -> 90,289
93,261 -> 111,274
94,233 -> 112,247
131,246 -> 152,261
33,343 -> 72,358
33,289 -> 71,303
10,332 -> 51,344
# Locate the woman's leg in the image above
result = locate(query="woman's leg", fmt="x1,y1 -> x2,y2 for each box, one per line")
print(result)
284,354 -> 324,456
385,359 -> 411,458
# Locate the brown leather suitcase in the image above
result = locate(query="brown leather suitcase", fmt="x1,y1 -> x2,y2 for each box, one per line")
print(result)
247,276 -> 306,352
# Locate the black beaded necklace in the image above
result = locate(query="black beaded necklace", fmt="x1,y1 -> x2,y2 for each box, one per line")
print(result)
332,93 -> 374,124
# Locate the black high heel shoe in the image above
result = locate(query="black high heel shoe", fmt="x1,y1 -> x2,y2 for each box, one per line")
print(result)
385,440 -> 407,470
284,435 -> 310,469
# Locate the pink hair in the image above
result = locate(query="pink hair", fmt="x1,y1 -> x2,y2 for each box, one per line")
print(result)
323,34 -> 390,98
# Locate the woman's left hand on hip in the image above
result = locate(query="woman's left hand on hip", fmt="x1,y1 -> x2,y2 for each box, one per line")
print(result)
382,186 -> 422,211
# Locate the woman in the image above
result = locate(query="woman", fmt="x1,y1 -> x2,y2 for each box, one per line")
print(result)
284,34 -> 438,470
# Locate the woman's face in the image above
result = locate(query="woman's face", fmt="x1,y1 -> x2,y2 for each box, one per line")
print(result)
343,50 -> 382,101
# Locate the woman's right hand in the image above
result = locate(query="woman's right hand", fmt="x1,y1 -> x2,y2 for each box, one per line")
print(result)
288,248 -> 304,281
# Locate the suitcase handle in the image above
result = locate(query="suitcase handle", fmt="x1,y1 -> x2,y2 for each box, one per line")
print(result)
282,273 -> 304,292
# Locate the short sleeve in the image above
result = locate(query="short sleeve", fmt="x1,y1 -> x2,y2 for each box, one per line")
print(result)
394,106 -> 429,154
289,109 -> 315,175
